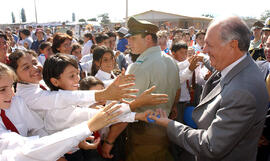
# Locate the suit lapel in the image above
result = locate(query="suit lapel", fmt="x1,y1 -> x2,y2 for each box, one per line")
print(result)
196,54 -> 252,108
197,82 -> 222,107
200,71 -> 219,102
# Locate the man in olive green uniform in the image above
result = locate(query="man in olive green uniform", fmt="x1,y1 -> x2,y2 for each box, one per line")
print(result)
125,17 -> 180,161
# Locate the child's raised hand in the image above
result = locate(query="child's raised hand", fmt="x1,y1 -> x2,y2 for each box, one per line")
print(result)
115,68 -> 135,85
87,102 -> 122,132
102,76 -> 138,101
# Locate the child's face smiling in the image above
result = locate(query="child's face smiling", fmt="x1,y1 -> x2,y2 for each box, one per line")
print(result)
0,75 -> 14,109
16,54 -> 42,84
100,52 -> 114,73
53,65 -> 80,91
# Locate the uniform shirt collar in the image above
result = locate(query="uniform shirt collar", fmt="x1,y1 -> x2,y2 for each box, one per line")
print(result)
221,54 -> 247,80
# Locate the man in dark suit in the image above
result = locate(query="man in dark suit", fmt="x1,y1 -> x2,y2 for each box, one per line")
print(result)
149,16 -> 269,161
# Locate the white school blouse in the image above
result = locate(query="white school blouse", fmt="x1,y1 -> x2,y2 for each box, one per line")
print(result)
95,69 -> 115,87
0,96 -> 92,161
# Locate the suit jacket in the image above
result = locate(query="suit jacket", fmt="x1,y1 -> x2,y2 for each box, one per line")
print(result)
167,55 -> 268,161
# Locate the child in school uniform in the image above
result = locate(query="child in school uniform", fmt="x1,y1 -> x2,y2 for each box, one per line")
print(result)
37,41 -> 53,66
91,46 -> 118,87
0,62 -> 123,161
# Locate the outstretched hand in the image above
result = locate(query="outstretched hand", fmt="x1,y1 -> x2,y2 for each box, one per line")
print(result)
87,102 -> 122,132
129,86 -> 169,111
100,69 -> 138,101
135,110 -> 155,122
115,68 -> 136,85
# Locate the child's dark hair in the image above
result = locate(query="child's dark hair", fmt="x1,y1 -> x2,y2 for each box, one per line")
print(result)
43,54 -> 78,91
8,50 -> 28,71
79,76 -> 104,90
84,33 -> 93,41
106,31 -> 116,39
171,42 -> 188,53
90,44 -> 97,53
25,50 -> 38,58
39,42 -> 52,55
91,45 -> 114,76
71,43 -> 82,54
95,33 -> 109,44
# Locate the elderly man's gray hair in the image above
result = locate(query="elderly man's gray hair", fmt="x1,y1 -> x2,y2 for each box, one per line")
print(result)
219,17 -> 251,52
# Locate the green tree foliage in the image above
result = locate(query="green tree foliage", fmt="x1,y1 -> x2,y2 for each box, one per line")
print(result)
98,13 -> 110,26
78,19 -> 86,22
72,13 -> 76,22
202,14 -> 214,18
21,8 -> 26,22
260,10 -> 270,21
11,12 -> 15,23
88,18 -> 97,21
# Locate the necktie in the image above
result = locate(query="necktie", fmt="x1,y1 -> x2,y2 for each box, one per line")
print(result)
1,109 -> 19,134
111,74 -> 114,79
200,72 -> 221,100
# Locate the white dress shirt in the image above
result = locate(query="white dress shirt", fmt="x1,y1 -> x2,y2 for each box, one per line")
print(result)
221,54 -> 247,80
95,69 -> 115,87
0,96 -> 93,161
82,40 -> 93,56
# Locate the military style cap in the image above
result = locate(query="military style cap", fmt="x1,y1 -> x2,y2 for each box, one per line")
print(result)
126,17 -> 159,37
262,17 -> 270,31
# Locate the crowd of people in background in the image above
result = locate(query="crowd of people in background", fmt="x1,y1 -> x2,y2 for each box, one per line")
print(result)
0,15 -> 270,161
